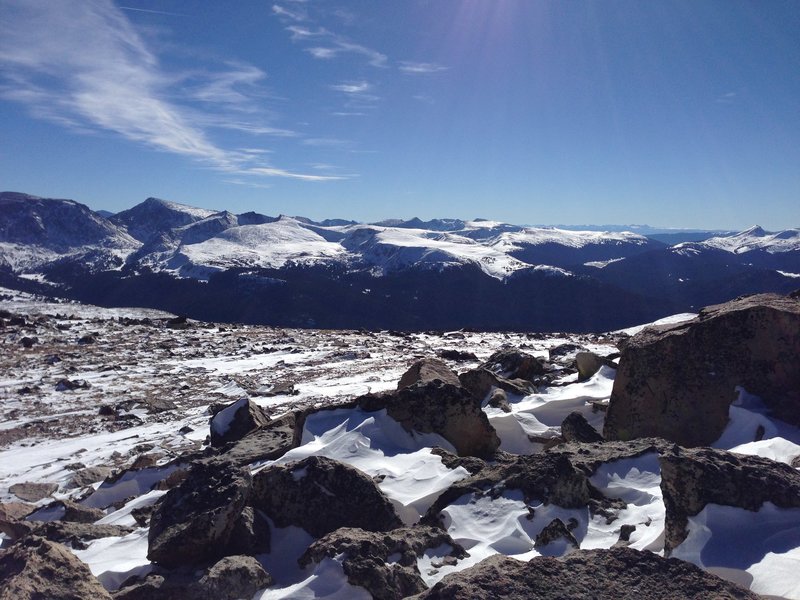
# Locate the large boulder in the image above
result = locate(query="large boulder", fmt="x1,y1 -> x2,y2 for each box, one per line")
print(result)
481,348 -> 547,381
659,445 -> 800,552
358,380 -> 500,458
251,455 -> 402,537
575,351 -> 616,381
412,547 -> 758,599
397,358 -> 461,390
147,460 -> 252,568
560,411 -> 604,443
209,398 -> 271,447
458,368 -> 535,401
299,526 -> 467,600
0,536 -> 113,600
605,293 -> 800,446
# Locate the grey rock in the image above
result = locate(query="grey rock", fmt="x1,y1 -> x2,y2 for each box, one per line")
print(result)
9,482 -> 58,502
459,367 -> 535,401
300,526 -> 467,600
605,293 -> 800,446
359,381 -> 500,458
209,398 -> 271,447
0,536 -> 113,600
412,547 -> 758,599
218,411 -> 301,465
68,466 -> 113,489
575,351 -> 616,381
659,445 -> 800,552
482,348 -> 546,381
487,388 -> 511,412
147,460 -> 252,568
27,522 -> 134,550
397,358 -> 461,390
560,411 -> 604,443
251,455 -> 402,538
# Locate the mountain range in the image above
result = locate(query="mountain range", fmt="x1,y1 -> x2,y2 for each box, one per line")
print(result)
1,191 -> 798,331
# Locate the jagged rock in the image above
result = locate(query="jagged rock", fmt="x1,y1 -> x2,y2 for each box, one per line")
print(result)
548,343 -> 585,361
412,547 -> 758,599
575,351 -> 615,381
19,336 -> 37,348
659,445 -> 800,552
209,398 -> 271,447
251,455 -> 402,538
55,378 -> 91,392
397,358 -> 461,390
0,536 -> 113,600
299,526 -> 467,600
147,460 -> 251,568
9,482 -> 58,502
613,524 -> 636,548
26,522 -> 134,549
218,411 -> 301,465
424,453 -> 591,524
358,380 -> 500,458
560,411 -> 604,443
459,368 -> 535,401
68,466 -> 113,489
552,438 -> 671,475
605,293 -> 800,446
533,518 -> 580,553
482,348 -> 546,381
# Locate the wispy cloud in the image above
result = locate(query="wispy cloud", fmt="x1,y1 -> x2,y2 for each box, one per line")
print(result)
330,81 -> 372,94
715,91 -> 737,104
119,6 -> 188,18
0,0 -> 344,182
399,61 -> 448,74
273,3 -> 387,67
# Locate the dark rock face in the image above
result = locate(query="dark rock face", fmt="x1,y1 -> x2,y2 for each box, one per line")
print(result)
424,453 -> 591,524
560,411 -> 604,443
113,555 -> 272,600
659,445 -> 800,552
300,526 -> 467,600
251,455 -> 402,538
218,411 -> 302,465
413,547 -> 759,599
605,293 -> 800,446
209,398 -> 271,447
0,536 -> 113,600
358,380 -> 500,458
482,348 -> 546,381
147,460 -> 252,568
534,518 -> 580,552
397,358 -> 461,390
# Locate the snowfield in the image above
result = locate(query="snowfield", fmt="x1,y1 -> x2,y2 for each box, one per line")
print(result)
1,288 -> 799,599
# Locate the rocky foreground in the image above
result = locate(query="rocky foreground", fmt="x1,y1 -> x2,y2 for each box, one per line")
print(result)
1,288 -> 799,599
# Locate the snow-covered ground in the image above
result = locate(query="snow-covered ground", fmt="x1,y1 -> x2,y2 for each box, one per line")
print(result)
1,288 -> 798,599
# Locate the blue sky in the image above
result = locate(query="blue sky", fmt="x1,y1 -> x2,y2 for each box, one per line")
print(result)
1,0 -> 798,229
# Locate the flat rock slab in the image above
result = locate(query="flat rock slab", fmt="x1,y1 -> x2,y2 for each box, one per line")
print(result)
9,482 -> 58,502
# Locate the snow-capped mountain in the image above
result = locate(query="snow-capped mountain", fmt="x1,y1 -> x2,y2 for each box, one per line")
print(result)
1,191 -> 798,331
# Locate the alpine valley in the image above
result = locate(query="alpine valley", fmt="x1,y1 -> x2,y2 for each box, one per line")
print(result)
2,191 -> 799,332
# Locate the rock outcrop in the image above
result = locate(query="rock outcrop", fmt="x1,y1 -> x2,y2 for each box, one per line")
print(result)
209,398 -> 271,447
605,293 -> 800,446
251,455 -> 402,537
412,547 -> 758,599
0,536 -> 113,600
397,358 -> 461,390
659,445 -> 800,551
358,381 -> 500,458
560,411 -> 604,443
217,411 -> 302,465
299,526 -> 466,600
147,460 -> 252,568
575,351 -> 616,381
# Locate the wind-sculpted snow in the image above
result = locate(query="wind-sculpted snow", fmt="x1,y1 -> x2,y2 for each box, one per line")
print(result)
2,290 -> 800,599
